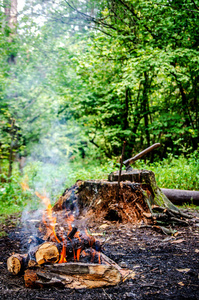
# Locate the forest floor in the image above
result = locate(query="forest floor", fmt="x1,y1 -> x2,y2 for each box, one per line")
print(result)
0,210 -> 199,300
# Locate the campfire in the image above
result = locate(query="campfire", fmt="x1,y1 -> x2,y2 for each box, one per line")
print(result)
7,144 -> 193,289
7,191 -> 132,289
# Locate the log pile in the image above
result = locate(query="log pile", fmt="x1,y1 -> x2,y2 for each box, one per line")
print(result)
7,240 -> 132,288
22,248 -> 133,289
7,224 -> 132,288
7,230 -> 100,274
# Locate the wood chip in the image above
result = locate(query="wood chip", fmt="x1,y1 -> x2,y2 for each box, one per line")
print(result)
176,268 -> 190,273
171,239 -> 185,244
90,233 -> 104,236
99,224 -> 109,229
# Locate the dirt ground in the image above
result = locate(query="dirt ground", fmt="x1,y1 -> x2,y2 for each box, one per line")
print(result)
0,210 -> 199,300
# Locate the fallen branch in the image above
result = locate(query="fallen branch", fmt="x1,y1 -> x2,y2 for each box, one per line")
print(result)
161,188 -> 199,205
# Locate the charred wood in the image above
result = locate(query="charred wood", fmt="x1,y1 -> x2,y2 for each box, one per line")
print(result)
67,227 -> 77,239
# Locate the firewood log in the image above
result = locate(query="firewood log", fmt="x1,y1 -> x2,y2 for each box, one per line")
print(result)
35,242 -> 59,265
7,254 -> 28,275
24,262 -> 122,289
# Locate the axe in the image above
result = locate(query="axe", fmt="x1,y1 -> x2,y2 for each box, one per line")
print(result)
123,143 -> 161,171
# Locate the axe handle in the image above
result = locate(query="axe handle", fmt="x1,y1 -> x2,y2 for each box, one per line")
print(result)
123,143 -> 161,167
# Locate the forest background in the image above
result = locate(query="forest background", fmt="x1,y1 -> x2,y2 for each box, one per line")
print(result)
0,0 -> 198,217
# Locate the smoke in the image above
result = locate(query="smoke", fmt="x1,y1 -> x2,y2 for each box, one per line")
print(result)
13,0 -> 89,245
20,115 -> 81,243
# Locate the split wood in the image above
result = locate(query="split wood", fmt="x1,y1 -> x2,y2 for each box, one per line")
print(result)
24,252 -> 133,289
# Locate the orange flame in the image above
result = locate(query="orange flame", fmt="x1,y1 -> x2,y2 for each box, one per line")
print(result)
59,241 -> 67,263
98,252 -> 101,264
35,191 -> 61,243
76,248 -> 81,261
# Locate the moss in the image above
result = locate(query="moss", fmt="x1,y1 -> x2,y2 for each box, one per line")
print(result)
141,170 -> 180,212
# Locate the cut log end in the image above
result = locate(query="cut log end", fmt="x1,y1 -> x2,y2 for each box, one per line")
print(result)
7,254 -> 28,275
35,242 -> 59,265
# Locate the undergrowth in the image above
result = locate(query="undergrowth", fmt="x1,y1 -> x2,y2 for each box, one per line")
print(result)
135,151 -> 199,190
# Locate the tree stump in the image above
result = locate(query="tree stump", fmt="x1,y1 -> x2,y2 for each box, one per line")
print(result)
53,170 -> 192,226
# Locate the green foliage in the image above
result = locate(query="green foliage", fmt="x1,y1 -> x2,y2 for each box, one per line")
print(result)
0,163 -> 31,214
50,0 -> 199,158
135,151 -> 199,190
1,0 -> 199,169
181,203 -> 199,211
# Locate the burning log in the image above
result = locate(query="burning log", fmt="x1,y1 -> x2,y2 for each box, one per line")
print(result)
7,232 -> 101,275
35,234 -> 97,265
7,254 -> 28,275
24,261 -> 123,289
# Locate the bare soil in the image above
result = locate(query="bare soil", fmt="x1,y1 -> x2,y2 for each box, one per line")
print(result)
0,210 -> 199,300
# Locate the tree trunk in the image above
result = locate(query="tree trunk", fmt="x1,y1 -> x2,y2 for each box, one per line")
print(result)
4,0 -> 17,30
142,71 -> 150,147
4,0 -> 18,178
7,119 -> 17,179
